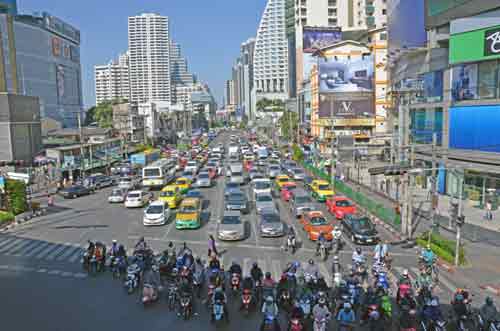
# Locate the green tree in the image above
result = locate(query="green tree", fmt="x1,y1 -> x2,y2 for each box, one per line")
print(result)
279,111 -> 298,140
5,179 -> 27,215
256,98 -> 271,112
84,106 -> 97,126
93,99 -> 127,128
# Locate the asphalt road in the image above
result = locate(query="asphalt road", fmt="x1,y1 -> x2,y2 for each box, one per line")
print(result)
0,132 -> 472,330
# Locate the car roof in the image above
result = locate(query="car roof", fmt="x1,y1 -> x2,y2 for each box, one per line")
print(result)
253,178 -> 271,183
256,191 -> 272,197
223,210 -> 241,217
162,185 -> 178,192
128,190 -> 142,194
293,188 -> 308,196
149,200 -> 166,207
181,198 -> 200,205
313,179 -> 329,184
307,211 -> 325,217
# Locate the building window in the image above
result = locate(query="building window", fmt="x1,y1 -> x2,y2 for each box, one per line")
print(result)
328,0 -> 336,6
328,18 -> 337,26
478,60 -> 498,99
380,33 -> 387,40
382,9 -> 387,15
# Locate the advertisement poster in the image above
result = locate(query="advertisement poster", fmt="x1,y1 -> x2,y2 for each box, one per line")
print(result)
451,63 -> 478,101
302,53 -> 317,81
421,70 -> 443,103
303,28 -> 342,53
318,56 -> 374,93
318,95 -> 374,118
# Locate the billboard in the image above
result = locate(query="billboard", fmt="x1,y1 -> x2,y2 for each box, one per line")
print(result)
0,0 -> 17,15
303,27 -> 342,53
318,95 -> 374,119
44,13 -> 81,44
451,63 -> 478,101
318,56 -> 374,93
56,64 -> 81,106
450,24 -> 500,64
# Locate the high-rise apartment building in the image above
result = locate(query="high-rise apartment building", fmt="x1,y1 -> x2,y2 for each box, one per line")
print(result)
225,79 -> 235,106
128,13 -> 171,103
253,0 -> 288,98
94,52 -> 130,105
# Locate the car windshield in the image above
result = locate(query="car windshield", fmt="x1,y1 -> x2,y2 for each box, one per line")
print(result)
111,190 -> 122,196
128,193 -> 140,198
278,178 -> 288,182
228,193 -> 244,202
256,195 -> 272,202
255,182 -> 270,189
353,217 -> 374,231
187,162 -> 196,166
177,179 -> 187,185
199,174 -> 209,179
318,184 -> 330,191
222,215 -> 241,224
226,183 -> 239,189
310,217 -> 328,225
144,168 -> 160,177
336,199 -> 353,207
160,190 -> 175,197
284,185 -> 296,191
295,196 -> 311,204
180,205 -> 197,213
293,169 -> 304,174
183,171 -> 194,176
232,171 -> 243,177
146,205 -> 163,214
270,166 -> 280,170
187,192 -> 201,198
120,178 -> 132,183
262,213 -> 280,223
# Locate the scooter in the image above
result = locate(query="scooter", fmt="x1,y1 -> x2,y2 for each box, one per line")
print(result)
241,288 -> 253,315
289,317 -> 304,331
167,283 -> 178,311
212,300 -> 225,323
279,289 -> 292,312
477,314 -> 500,331
299,296 -> 312,320
124,264 -> 140,294
286,235 -> 297,254
262,313 -> 278,331
313,317 -> 329,331
142,283 -> 159,305
193,271 -> 203,299
179,294 -> 192,320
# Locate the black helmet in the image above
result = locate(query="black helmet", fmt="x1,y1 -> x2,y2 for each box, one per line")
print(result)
265,272 -> 272,278
308,259 -> 314,265
356,247 -> 361,254
139,237 -> 145,242
195,256 -> 201,264
486,297 -> 494,305
253,262 -> 258,268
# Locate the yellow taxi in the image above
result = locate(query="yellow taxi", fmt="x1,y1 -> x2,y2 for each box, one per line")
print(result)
159,185 -> 183,209
274,175 -> 291,191
310,179 -> 334,202
175,198 -> 202,229
173,177 -> 192,194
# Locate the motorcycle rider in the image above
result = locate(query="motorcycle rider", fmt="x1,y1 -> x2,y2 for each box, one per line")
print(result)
313,296 -> 331,329
451,288 -> 470,321
143,265 -> 161,301
251,262 -> 264,285
316,275 -> 329,294
316,231 -> 327,256
212,287 -> 229,322
262,272 -> 277,299
134,237 -> 147,253
261,296 -> 280,331
117,244 -> 127,259
337,302 -> 356,330
373,240 -> 388,264
422,297 -> 444,328
110,239 -> 120,256
397,269 -> 412,304
421,244 -> 436,267
229,261 -> 242,277
285,227 -> 297,252
480,297 -> 498,330
352,247 -> 366,265
208,253 -> 221,271
304,259 -> 320,280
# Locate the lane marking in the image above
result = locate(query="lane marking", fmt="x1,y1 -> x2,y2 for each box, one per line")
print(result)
243,257 -> 252,278
46,243 -> 70,260
0,237 -> 17,249
271,258 -> 282,280
319,262 -> 332,287
24,241 -> 51,257
11,240 -> 42,256
5,239 -> 36,255
0,238 -> 24,253
57,245 -> 81,261
68,247 -> 85,263
35,243 -> 59,259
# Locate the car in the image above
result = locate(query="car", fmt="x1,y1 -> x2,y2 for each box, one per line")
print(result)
290,189 -> 314,218
217,210 -> 245,241
342,214 -> 379,245
185,160 -> 199,174
310,180 -> 334,202
243,152 -> 255,161
281,160 -> 298,173
224,181 -> 241,197
251,178 -> 272,200
108,188 -> 127,203
59,185 -> 92,199
173,177 -> 192,194
159,185 -> 183,209
229,164 -> 245,185
181,170 -> 196,181
248,169 -> 262,181
326,196 -> 356,219
194,172 -> 213,188
125,190 -> 150,208
225,190 -> 249,214
118,176 -> 139,191
280,182 -> 297,202
84,174 -> 114,190
288,167 -> 305,181
267,165 -> 281,179
185,190 -> 203,199
274,175 -> 291,192
143,200 -> 170,226
175,198 -> 202,229
255,192 -> 278,214
301,211 -> 334,241
259,209 -> 286,238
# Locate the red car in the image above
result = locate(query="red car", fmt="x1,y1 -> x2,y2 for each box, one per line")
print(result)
326,196 -> 356,219
280,182 -> 297,202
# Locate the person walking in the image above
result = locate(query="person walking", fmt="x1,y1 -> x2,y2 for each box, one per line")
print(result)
486,200 -> 493,221
208,234 -> 218,257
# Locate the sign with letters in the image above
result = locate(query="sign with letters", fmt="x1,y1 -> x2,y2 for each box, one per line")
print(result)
450,24 -> 500,64
485,26 -> 500,56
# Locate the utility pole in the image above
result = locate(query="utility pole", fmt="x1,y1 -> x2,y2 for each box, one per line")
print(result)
430,133 -> 439,232
77,112 -> 85,178
455,168 -> 464,266
408,145 -> 415,239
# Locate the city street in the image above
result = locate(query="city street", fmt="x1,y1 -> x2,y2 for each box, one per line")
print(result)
0,132 -> 469,331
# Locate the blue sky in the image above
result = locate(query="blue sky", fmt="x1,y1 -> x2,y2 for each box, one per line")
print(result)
18,0 -> 267,108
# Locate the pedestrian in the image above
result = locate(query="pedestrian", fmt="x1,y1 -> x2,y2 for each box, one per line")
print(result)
380,179 -> 385,193
208,234 -> 218,257
486,200 -> 493,221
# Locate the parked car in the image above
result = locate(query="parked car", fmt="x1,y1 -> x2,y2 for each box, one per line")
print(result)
59,185 -> 92,199
84,174 -> 114,190
300,210 -> 334,241
143,200 -> 170,226
225,190 -> 249,214
326,196 -> 356,219
255,192 -> 278,214
290,189 -> 314,218
342,214 -> 379,245
124,190 -> 150,208
217,210 -> 245,241
108,188 -> 127,203
259,209 -> 285,238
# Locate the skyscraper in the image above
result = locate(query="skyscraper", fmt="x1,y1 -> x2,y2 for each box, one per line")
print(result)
170,41 -> 195,87
128,13 -> 171,103
253,0 -> 288,98
94,52 -> 130,105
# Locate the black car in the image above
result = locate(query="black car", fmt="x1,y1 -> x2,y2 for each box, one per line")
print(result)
342,214 -> 379,245
59,185 -> 92,199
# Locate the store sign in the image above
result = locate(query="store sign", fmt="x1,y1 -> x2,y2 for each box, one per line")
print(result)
485,26 -> 500,56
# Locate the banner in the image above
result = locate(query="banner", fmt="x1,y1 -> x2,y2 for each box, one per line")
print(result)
319,95 -> 374,118
451,63 -> 478,101
318,56 -> 374,93
303,28 -> 342,53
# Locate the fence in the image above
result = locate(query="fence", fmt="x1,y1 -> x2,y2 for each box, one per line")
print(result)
302,163 -> 401,230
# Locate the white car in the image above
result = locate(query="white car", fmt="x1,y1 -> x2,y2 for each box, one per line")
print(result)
252,178 -> 272,200
143,200 -> 170,226
185,161 -> 199,174
108,188 -> 127,203
118,176 -> 139,191
125,190 -> 150,208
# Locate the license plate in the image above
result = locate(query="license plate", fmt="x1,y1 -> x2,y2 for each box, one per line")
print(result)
366,239 -> 372,243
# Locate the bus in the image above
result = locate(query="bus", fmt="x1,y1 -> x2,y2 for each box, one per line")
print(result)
142,159 -> 176,188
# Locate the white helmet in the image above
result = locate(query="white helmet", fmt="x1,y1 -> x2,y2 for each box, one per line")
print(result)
403,269 -> 409,277
112,239 -> 117,244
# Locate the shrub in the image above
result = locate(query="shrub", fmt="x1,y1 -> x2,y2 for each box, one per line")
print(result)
5,179 -> 27,215
292,144 -> 304,162
416,231 -> 466,265
0,211 -> 14,223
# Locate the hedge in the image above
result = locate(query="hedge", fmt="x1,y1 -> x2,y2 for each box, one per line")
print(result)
5,179 -> 27,215
416,231 -> 466,266
0,211 -> 14,223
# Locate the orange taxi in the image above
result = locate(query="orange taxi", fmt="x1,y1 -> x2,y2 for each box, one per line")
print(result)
300,211 -> 334,241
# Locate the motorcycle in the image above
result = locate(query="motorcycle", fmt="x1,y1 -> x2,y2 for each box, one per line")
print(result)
289,317 -> 304,331
421,319 -> 447,331
313,317 -> 328,331
333,271 -> 343,288
142,283 -> 159,305
279,289 -> 293,312
212,299 -> 226,323
124,264 -> 140,294
298,296 -> 312,320
419,258 -> 439,283
286,235 -> 297,254
111,256 -> 127,279
179,293 -> 192,320
193,271 -> 203,299
167,283 -> 178,311
318,241 -> 331,261
262,313 -> 278,331
374,271 -> 390,293
231,273 -> 241,296
206,283 -> 216,309
477,314 -> 500,331
241,288 -> 253,315
353,262 -> 367,283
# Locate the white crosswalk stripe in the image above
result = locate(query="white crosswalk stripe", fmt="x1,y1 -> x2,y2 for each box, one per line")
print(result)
0,237 -> 17,249
68,247 -> 84,263
35,243 -> 59,259
57,245 -> 82,261
271,259 -> 282,280
0,238 -> 24,253
46,244 -> 69,260
11,240 -> 42,256
318,262 -> 331,287
5,239 -> 35,255
24,241 -> 51,257
243,258 -> 252,278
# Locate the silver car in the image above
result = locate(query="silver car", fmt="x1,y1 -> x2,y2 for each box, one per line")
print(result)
290,190 -> 314,218
259,209 -> 285,237
267,165 -> 281,179
194,172 -> 212,188
255,192 -> 277,214
289,167 -> 305,181
108,188 -> 127,203
217,210 -> 245,241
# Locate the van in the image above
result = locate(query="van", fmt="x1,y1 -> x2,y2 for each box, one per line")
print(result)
229,164 -> 244,185
125,190 -> 150,208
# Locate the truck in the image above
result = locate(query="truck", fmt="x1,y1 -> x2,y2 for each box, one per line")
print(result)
130,150 -> 160,166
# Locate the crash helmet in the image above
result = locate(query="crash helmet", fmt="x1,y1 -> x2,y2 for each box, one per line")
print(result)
426,244 -> 431,250
308,259 -> 314,265
486,297 -> 494,305
265,272 -> 272,279
139,237 -> 145,242
344,302 -> 352,310
266,296 -> 274,303
252,262 -> 258,268
369,310 -> 380,320
195,256 -> 201,264
333,255 -> 339,263
152,264 -> 159,272
356,247 -> 362,254
430,298 -> 439,307
402,269 -> 409,278
318,297 -> 326,305
112,239 -> 117,244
